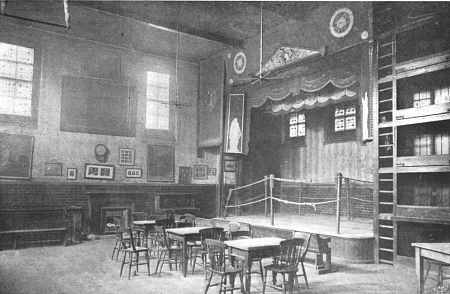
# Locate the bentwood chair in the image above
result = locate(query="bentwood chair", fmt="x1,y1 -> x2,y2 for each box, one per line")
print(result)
191,227 -> 225,275
262,238 -> 308,294
119,228 -> 151,279
204,238 -> 244,294
154,226 -> 183,274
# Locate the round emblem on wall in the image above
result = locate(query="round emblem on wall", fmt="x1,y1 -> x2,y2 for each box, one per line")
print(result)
329,8 -> 354,38
233,51 -> 247,75
94,144 -> 109,163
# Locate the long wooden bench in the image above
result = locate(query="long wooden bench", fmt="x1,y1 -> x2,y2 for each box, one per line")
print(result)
0,208 -> 69,249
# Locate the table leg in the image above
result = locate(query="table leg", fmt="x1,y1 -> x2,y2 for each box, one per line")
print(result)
415,247 -> 424,294
245,257 -> 252,294
182,238 -> 188,277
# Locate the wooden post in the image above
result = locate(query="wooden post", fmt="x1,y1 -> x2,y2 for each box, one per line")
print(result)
270,174 -> 274,226
264,175 -> 268,217
346,177 -> 351,220
336,173 -> 343,234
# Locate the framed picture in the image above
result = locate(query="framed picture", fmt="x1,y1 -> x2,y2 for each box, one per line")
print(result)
44,162 -> 62,176
192,164 -> 208,180
224,160 -> 237,172
0,133 -> 34,179
225,93 -> 245,154
84,164 -> 115,180
119,148 -> 135,166
125,168 -> 142,178
208,167 -> 217,176
147,144 -> 174,182
67,168 -> 77,180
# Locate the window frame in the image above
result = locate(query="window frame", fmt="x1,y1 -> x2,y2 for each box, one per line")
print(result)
145,71 -> 171,132
326,101 -> 359,143
287,111 -> 307,146
0,35 -> 40,128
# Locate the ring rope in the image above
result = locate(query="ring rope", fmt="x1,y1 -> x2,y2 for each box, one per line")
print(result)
229,178 -> 267,192
225,197 -> 268,208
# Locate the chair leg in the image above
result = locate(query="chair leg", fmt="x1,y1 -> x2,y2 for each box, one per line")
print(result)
301,261 -> 309,288
160,251 -> 167,274
239,271 -> 245,294
136,252 -> 139,273
146,251 -> 151,276
282,273 -> 287,294
259,260 -> 264,284
204,271 -> 213,294
120,250 -> 126,277
288,273 -> 294,294
128,252 -> 133,280
230,273 -> 235,294
263,268 -> 268,294
219,275 -> 224,294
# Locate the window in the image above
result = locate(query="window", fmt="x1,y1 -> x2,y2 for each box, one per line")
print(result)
0,42 -> 35,117
146,71 -> 170,130
289,112 -> 306,138
334,104 -> 356,132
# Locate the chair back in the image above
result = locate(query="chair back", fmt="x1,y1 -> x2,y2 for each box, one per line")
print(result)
154,225 -> 169,248
181,213 -> 196,226
278,238 -> 305,266
128,227 -> 137,251
205,238 -> 226,273
200,227 -> 224,249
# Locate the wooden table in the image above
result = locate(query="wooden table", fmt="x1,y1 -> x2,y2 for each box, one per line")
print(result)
133,220 -> 156,246
165,226 -> 212,277
225,237 -> 284,294
412,243 -> 450,294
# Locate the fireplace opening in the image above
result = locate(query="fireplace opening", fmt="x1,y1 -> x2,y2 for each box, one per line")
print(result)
101,207 -> 129,234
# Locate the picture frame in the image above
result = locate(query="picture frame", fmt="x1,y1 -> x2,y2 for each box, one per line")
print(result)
208,167 -> 217,176
0,133 -> 34,179
225,93 -> 245,154
67,168 -> 77,180
192,164 -> 208,180
125,168 -> 142,178
84,163 -> 115,180
44,162 -> 63,176
119,148 -> 135,166
224,160 -> 237,172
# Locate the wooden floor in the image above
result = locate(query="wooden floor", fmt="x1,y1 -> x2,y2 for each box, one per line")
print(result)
222,213 -> 374,238
0,237 -> 438,294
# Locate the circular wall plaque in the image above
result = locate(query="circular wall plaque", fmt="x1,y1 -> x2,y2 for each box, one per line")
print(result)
233,51 -> 247,75
329,8 -> 354,38
94,144 -> 109,163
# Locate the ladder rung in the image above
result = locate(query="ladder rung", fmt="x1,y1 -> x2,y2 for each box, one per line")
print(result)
379,99 -> 393,103
378,87 -> 393,92
380,236 -> 393,240
379,179 -> 393,182
379,110 -> 392,114
379,156 -> 393,159
378,64 -> 393,70
380,42 -> 394,47
379,225 -> 393,228
379,259 -> 394,265
378,144 -> 393,147
379,133 -> 393,136
379,190 -> 393,193
379,248 -> 394,252
379,202 -> 393,205
378,53 -> 393,59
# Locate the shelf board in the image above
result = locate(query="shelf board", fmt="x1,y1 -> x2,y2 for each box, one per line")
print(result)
395,50 -> 450,79
379,168 -> 394,174
378,213 -> 393,220
395,103 -> 450,126
395,165 -> 450,173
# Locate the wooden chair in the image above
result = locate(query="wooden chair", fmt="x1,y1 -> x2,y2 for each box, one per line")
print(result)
204,238 -> 244,294
225,222 -> 251,240
111,226 -> 131,261
154,226 -> 183,274
119,228 -> 151,279
191,227 -> 225,275
262,238 -> 308,294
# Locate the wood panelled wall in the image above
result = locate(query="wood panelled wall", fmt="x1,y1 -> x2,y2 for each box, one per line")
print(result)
280,107 -> 376,183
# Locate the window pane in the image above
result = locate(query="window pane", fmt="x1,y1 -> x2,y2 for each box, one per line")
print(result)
335,118 -> 345,132
298,123 -> 305,136
289,125 -> 298,137
297,113 -> 305,123
146,71 -> 170,130
0,42 -> 34,117
335,107 -> 345,117
345,106 -> 356,115
345,115 -> 356,130
289,113 -> 297,125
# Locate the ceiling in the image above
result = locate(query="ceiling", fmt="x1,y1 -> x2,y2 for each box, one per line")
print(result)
73,1 -> 321,48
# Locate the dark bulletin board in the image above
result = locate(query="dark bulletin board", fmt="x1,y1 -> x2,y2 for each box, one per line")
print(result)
60,76 -> 136,137
0,133 -> 34,179
147,144 -> 174,182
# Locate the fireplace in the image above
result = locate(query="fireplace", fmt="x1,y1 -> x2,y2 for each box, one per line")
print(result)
101,207 -> 129,234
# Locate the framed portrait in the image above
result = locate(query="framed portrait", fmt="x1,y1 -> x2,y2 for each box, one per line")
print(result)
44,162 -> 62,176
67,168 -> 77,180
84,164 -> 115,180
125,168 -> 142,178
119,148 -> 135,166
225,93 -> 245,154
192,164 -> 208,180
0,133 -> 34,179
